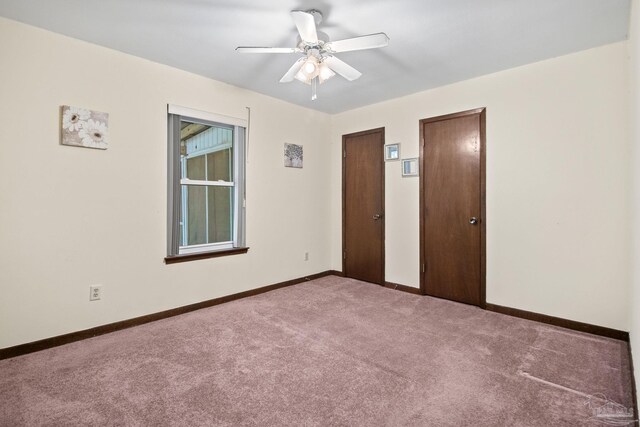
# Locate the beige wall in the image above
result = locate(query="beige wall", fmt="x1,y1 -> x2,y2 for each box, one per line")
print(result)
629,0 -> 640,400
0,17 -> 332,348
331,42 -> 631,331
0,15 -> 634,349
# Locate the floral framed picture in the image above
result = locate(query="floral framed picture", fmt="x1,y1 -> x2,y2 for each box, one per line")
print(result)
284,143 -> 303,168
385,143 -> 400,161
60,105 -> 109,150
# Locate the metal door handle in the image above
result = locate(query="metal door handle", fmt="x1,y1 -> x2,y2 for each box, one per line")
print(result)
469,217 -> 478,225
373,214 -> 383,220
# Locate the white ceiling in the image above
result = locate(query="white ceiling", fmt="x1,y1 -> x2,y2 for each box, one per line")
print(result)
0,0 -> 631,114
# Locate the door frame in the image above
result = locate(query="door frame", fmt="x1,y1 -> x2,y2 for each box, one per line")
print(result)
342,127 -> 385,284
419,108 -> 486,307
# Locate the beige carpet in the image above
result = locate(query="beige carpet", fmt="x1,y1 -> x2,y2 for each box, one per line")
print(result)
0,276 -> 635,425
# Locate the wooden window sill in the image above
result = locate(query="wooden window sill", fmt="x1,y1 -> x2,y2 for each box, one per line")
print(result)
164,247 -> 249,264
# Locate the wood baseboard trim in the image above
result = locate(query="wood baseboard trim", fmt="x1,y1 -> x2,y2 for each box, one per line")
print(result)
333,273 -> 628,342
485,303 -> 629,342
0,270 -> 334,360
384,281 -> 422,295
332,270 -> 421,296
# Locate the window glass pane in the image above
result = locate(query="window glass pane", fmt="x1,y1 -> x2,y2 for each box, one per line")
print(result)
182,185 -> 207,246
208,187 -> 233,242
186,155 -> 205,180
207,149 -> 232,182
181,121 -> 233,183
180,185 -> 232,247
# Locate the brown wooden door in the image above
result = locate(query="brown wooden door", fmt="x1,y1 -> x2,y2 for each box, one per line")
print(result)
420,109 -> 486,306
343,128 -> 385,285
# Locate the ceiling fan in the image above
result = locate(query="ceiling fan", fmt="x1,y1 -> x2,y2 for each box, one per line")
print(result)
236,9 -> 389,100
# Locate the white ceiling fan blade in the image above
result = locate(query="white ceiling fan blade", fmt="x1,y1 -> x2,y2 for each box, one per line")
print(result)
291,10 -> 318,44
325,33 -> 390,53
236,47 -> 300,53
323,56 -> 362,81
280,58 -> 306,83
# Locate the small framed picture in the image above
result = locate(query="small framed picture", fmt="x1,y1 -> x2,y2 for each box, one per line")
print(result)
60,105 -> 109,150
401,158 -> 419,177
385,143 -> 400,161
284,143 -> 303,168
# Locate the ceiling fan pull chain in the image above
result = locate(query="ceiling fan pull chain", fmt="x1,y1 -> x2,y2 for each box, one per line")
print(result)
311,77 -> 318,101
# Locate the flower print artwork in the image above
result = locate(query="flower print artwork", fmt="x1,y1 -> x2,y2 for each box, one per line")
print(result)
284,143 -> 303,168
60,105 -> 109,150
78,119 -> 108,149
62,106 -> 90,132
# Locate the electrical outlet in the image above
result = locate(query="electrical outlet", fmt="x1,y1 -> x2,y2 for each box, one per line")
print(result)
304,252 -> 309,261
89,285 -> 102,301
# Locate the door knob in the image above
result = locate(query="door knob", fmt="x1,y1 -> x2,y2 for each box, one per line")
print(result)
469,217 -> 478,225
373,214 -> 383,220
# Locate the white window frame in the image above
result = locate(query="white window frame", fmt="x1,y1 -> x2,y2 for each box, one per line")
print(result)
167,105 -> 246,257
180,143 -> 233,252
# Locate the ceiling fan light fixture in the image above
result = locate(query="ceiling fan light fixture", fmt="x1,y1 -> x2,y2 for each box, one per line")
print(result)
294,69 -> 311,84
303,60 -> 317,75
318,62 -> 335,83
295,56 -> 322,84
301,56 -> 319,78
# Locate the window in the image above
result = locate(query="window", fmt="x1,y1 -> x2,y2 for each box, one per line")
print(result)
167,105 -> 247,261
